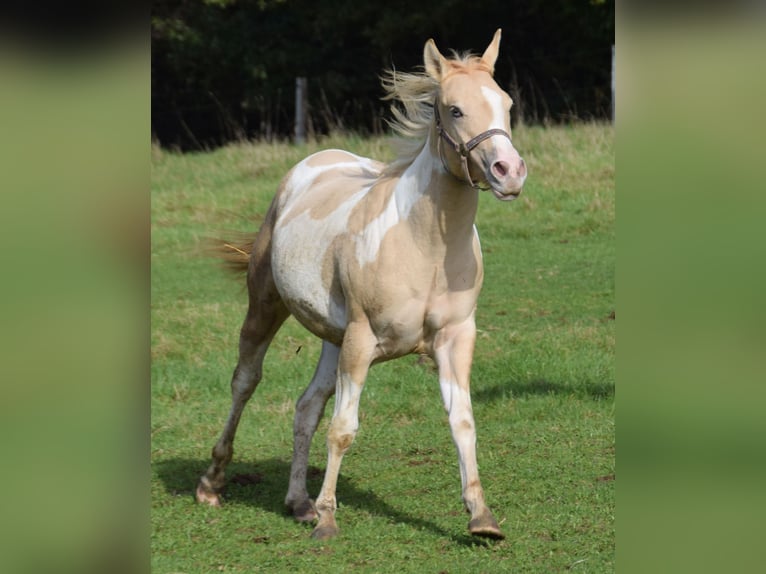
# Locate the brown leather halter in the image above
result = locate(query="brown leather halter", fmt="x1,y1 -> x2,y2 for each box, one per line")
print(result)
433,101 -> 512,189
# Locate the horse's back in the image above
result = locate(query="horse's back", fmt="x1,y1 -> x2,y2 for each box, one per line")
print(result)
275,149 -> 383,215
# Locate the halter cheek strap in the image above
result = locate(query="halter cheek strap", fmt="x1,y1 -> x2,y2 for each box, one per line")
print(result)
433,102 -> 512,189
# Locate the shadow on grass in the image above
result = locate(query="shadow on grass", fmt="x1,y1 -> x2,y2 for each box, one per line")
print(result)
154,457 -> 490,547
472,377 -> 614,403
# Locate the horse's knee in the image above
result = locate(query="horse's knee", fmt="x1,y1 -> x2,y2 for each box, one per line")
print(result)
327,424 -> 356,454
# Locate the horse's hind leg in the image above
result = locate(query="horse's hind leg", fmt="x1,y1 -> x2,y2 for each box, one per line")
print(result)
196,265 -> 289,506
284,341 -> 339,522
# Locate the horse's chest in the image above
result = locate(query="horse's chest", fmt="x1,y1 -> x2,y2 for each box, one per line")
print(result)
364,263 -> 481,357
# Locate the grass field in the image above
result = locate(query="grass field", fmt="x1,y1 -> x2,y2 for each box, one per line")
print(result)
151,123 -> 614,572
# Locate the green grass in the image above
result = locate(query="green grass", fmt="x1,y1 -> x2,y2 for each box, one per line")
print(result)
151,124 -> 614,572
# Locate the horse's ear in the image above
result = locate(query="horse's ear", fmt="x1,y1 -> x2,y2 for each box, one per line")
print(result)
481,29 -> 502,75
424,38 -> 448,80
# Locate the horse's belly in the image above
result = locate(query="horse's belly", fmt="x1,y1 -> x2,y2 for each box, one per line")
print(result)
271,222 -> 348,344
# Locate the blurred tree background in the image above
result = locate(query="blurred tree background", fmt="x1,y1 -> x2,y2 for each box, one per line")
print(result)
152,0 -> 614,149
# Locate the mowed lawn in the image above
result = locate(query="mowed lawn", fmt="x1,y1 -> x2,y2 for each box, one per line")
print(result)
151,124 -> 614,573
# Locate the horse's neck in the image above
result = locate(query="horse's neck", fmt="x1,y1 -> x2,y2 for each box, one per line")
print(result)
395,137 -> 479,250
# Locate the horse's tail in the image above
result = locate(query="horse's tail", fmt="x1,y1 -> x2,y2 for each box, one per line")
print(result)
206,232 -> 256,275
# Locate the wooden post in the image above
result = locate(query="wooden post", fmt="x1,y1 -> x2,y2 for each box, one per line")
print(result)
294,77 -> 307,144
611,45 -> 615,123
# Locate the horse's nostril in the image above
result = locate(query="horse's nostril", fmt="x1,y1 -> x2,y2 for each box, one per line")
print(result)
492,160 -> 509,178
519,158 -> 527,178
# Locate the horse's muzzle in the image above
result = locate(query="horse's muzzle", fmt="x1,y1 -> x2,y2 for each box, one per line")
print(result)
488,157 -> 526,200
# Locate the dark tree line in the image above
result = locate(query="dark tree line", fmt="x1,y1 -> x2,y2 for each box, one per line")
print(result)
152,0 -> 614,150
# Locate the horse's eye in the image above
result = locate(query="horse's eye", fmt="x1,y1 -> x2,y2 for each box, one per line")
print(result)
449,106 -> 463,119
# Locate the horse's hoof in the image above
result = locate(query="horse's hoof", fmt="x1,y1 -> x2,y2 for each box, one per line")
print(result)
469,524 -> 505,540
196,483 -> 222,507
292,499 -> 318,523
311,523 -> 340,540
468,512 -> 505,540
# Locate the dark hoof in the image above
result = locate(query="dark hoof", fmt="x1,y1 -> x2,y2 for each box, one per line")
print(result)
469,513 -> 505,540
292,499 -> 318,523
311,523 -> 340,540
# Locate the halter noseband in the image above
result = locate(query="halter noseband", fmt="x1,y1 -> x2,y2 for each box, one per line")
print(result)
433,101 -> 512,189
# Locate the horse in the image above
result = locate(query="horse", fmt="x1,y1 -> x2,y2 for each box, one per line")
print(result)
196,29 -> 527,541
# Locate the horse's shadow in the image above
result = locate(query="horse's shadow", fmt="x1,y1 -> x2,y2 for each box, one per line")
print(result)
154,457 -> 489,546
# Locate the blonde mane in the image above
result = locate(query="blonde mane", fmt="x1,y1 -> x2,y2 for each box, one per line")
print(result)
380,52 -> 491,177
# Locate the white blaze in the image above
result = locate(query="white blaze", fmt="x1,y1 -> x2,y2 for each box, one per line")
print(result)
480,86 -> 515,155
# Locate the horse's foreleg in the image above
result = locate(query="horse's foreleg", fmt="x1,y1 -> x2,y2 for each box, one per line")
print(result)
285,341 -> 339,522
434,317 -> 505,540
311,321 -> 376,540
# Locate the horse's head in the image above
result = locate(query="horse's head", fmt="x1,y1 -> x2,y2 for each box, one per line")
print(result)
425,29 -> 527,200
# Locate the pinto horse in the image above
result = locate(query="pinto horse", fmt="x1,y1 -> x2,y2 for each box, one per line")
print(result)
196,29 -> 527,540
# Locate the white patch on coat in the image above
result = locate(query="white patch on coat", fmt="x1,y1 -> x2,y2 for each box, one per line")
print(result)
439,377 -> 473,420
278,150 -> 371,215
273,153 -> 376,333
353,145 -> 433,264
472,225 -> 483,261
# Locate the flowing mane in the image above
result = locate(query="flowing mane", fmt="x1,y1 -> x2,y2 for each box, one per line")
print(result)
380,52 -> 491,176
